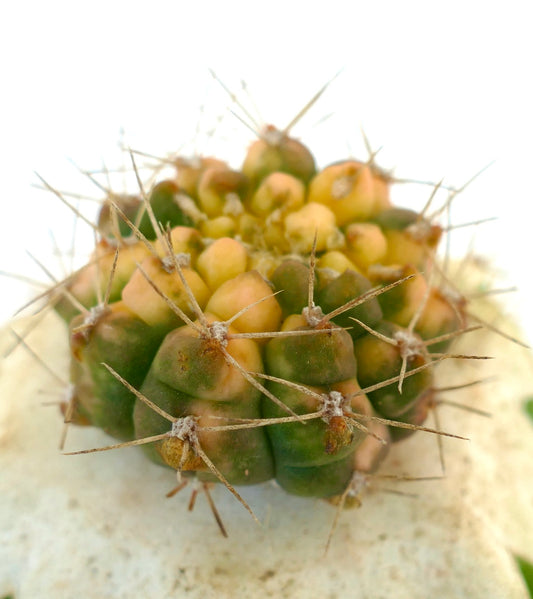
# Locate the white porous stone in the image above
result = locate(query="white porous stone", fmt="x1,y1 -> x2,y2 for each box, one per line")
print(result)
0,298 -> 532,599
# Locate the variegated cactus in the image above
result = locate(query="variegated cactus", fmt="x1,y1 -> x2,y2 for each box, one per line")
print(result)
46,114 -> 490,533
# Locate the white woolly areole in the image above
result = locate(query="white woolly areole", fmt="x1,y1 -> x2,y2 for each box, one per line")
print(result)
347,471 -> 368,497
331,176 -> 353,199
174,193 -> 207,223
302,304 -> 324,327
208,321 -> 229,346
180,156 -> 203,169
367,264 -> 404,280
83,304 -> 108,328
319,266 -> 342,280
326,228 -> 346,251
266,208 -> 282,225
321,390 -> 348,421
170,416 -> 198,442
223,192 -> 244,216
393,329 -> 425,359
406,219 -> 433,241
262,126 -> 284,146
441,285 -> 464,306
161,252 -> 191,273
63,383 -> 75,404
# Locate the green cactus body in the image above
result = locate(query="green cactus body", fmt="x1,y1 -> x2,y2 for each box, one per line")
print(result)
69,301 -> 166,439
54,123 -> 468,511
315,269 -> 383,339
352,321 -> 433,418
137,180 -> 195,238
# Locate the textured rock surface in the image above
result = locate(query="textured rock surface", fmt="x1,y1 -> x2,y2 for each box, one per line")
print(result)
1,297 -> 532,598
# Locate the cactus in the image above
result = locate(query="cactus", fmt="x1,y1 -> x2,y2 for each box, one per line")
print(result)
3,71 -> 533,598
29,104 -> 501,536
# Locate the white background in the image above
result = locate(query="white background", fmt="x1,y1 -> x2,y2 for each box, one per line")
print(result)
1,1 -> 532,343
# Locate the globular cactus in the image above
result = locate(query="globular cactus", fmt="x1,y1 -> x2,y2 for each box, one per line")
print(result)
42,113 -> 489,532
